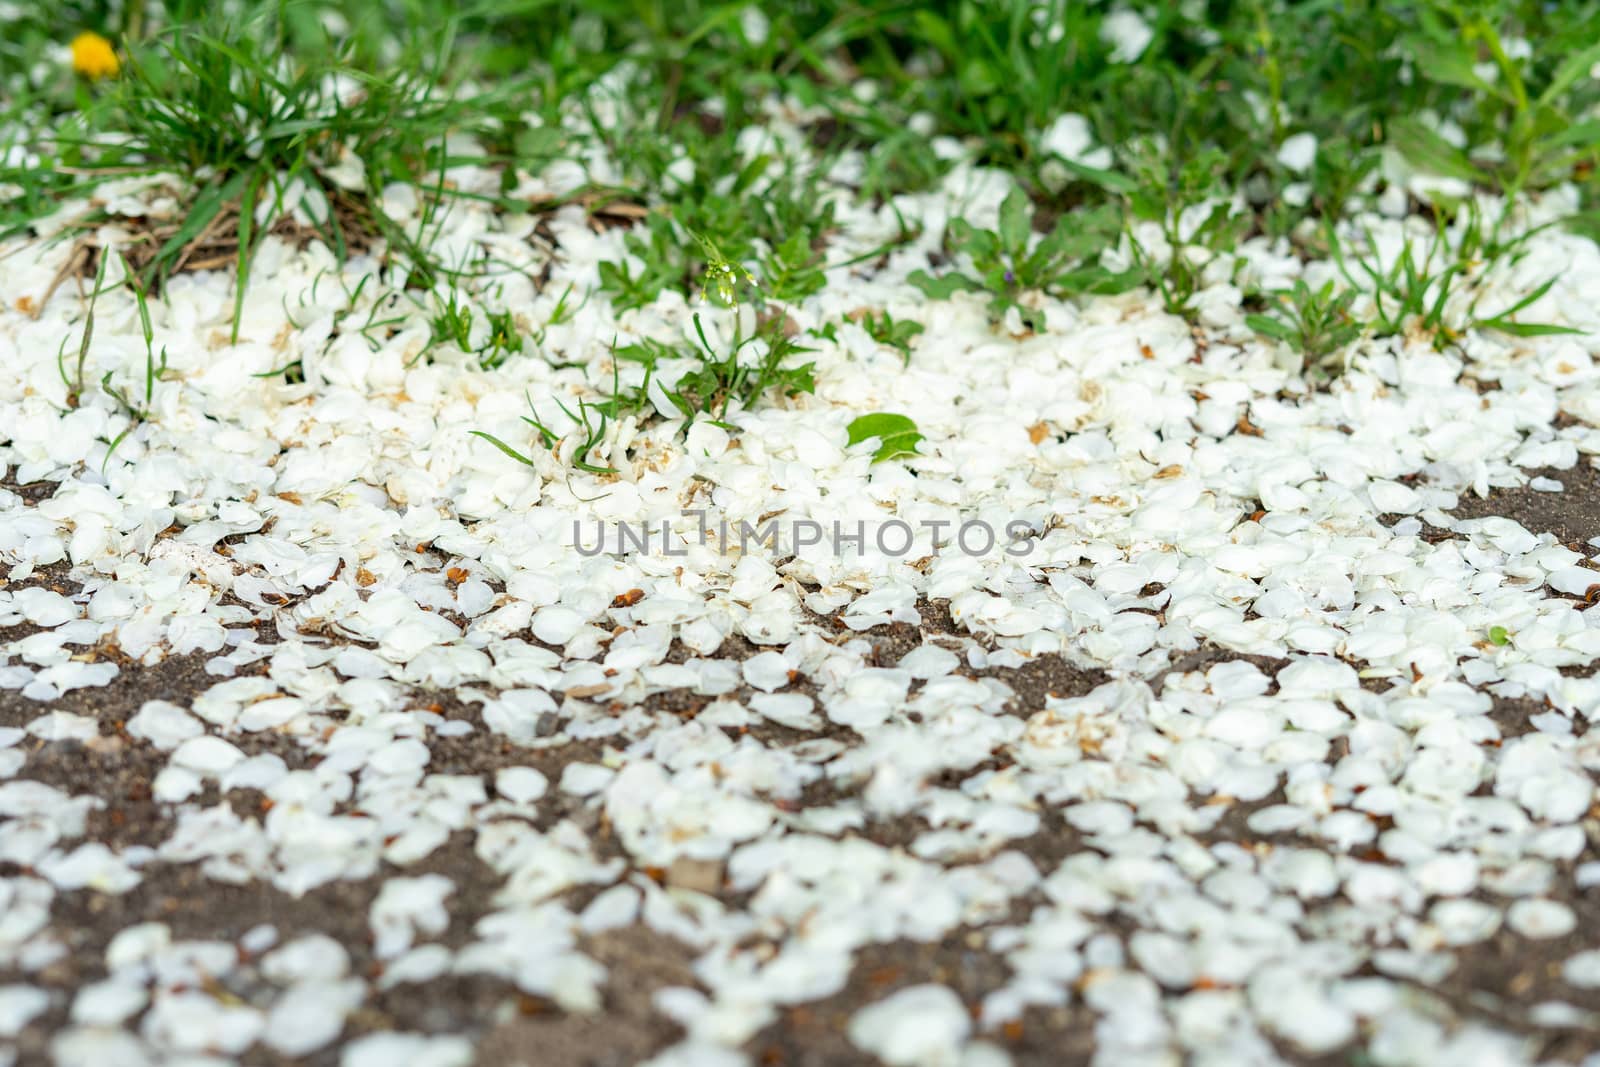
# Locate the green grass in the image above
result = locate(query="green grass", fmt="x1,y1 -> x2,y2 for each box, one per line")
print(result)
3,0 -> 1599,451
909,187 -> 1136,331
614,309 -> 817,428
3,1 -> 549,338
10,2 -> 1600,204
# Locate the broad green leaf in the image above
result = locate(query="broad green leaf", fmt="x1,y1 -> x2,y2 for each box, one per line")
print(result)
1539,39 -> 1600,106
1403,35 -> 1502,99
1387,118 -> 1485,185
1053,264 -> 1144,296
998,188 -> 1032,255
908,270 -> 981,299
846,412 -> 923,462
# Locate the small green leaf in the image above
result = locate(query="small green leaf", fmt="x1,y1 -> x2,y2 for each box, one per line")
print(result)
1387,118 -> 1486,185
847,413 -> 923,463
1403,35 -> 1502,98
469,430 -> 538,467
908,270 -> 980,299
1245,313 -> 1295,342
998,188 -> 1032,256
1539,39 -> 1600,106
1488,625 -> 1510,646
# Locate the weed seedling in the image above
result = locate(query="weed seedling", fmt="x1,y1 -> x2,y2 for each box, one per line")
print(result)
1120,145 -> 1250,318
1247,280 -> 1361,375
57,251 -> 111,409
910,187 -> 1134,331
471,385 -> 618,477
614,311 -> 815,429
858,310 -> 924,364
101,269 -> 170,465
429,288 -> 475,353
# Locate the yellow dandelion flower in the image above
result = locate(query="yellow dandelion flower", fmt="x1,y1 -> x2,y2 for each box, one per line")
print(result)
71,32 -> 119,80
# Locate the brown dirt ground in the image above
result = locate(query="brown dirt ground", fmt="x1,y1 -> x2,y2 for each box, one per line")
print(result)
4,452 -> 1600,1064
0,644 -> 699,1067
1448,461 -> 1600,551
5,604 -> 1597,1064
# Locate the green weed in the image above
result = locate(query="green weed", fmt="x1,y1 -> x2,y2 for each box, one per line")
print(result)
909,187 -> 1135,331
1120,144 -> 1250,317
859,310 -> 924,363
596,118 -> 836,309
1246,280 -> 1362,375
1326,217 -> 1574,347
471,391 -> 617,477
613,311 -> 815,429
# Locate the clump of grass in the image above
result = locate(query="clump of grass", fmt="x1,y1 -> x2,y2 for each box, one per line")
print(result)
910,187 -> 1135,331
427,287 -> 525,369
614,309 -> 816,428
1325,210 -> 1577,348
1250,201 -> 1578,375
473,307 -> 817,476
1246,280 -> 1361,375
473,386 -> 620,476
35,4 -> 532,338
1387,5 -> 1600,196
1119,144 -> 1250,317
857,0 -> 1109,165
595,115 -> 838,310
9,0 -> 1600,399
475,243 -> 816,474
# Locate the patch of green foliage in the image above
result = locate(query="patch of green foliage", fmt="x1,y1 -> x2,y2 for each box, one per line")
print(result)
613,311 -> 816,429
595,121 -> 837,310
1246,280 -> 1362,375
3,0 -> 550,338
859,310 -> 924,363
6,0 -> 1599,386
909,188 -> 1136,331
